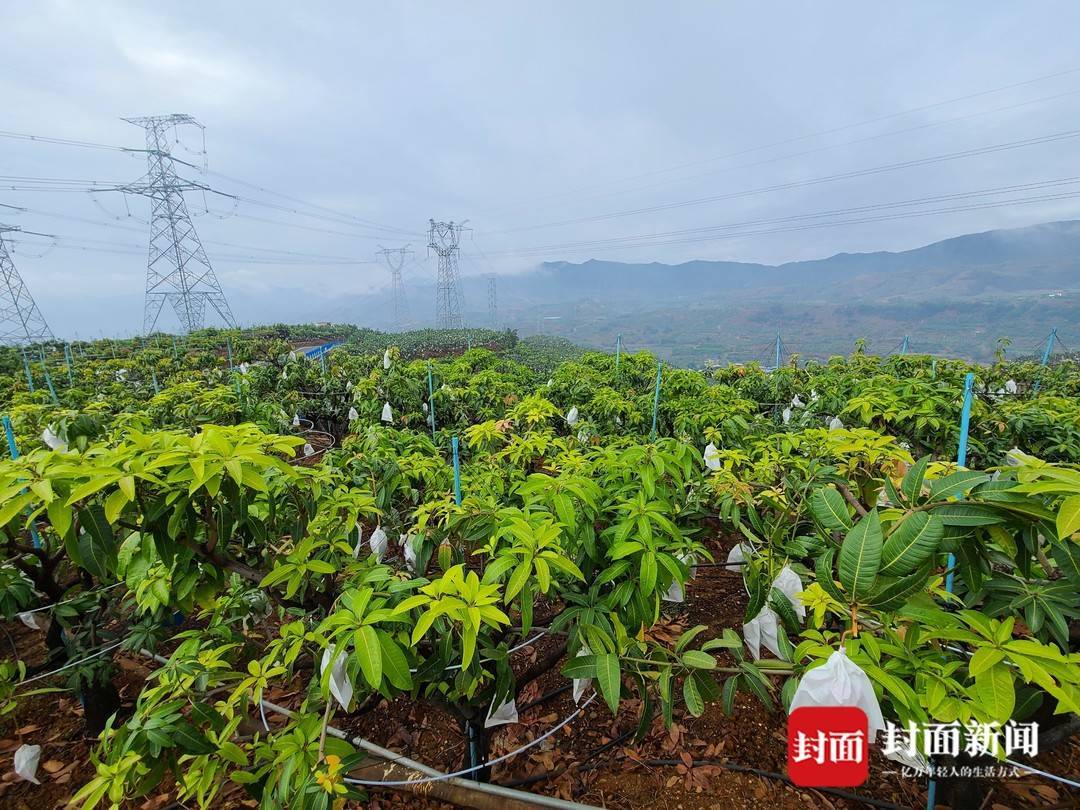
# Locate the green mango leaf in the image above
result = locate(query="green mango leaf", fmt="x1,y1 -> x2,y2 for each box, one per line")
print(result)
838,508 -> 882,600
680,650 -> 716,670
355,625 -> 383,689
810,488 -> 851,532
172,720 -> 216,756
901,456 -> 930,503
974,662 -> 1015,723
682,672 -> 704,717
1056,495 -> 1080,540
594,653 -> 621,714
1049,539 -> 1080,588
815,548 -> 847,605
376,630 -> 412,691
879,512 -> 943,576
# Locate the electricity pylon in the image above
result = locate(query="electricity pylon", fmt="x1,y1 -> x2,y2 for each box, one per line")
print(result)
121,114 -> 235,334
377,245 -> 413,329
0,224 -> 54,345
428,220 -> 466,330
486,274 -> 498,328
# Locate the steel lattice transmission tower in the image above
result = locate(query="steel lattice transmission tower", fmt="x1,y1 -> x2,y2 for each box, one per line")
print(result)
486,274 -> 498,328
428,219 -> 466,330
377,245 -> 413,329
0,225 -> 54,345
121,114 -> 235,334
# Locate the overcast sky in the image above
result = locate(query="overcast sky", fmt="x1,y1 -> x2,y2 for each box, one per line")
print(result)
3,1 -> 1080,336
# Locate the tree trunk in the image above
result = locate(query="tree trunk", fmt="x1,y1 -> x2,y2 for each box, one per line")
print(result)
80,678 -> 121,735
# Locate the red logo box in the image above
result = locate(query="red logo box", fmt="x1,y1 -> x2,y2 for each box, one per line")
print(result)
788,707 -> 869,787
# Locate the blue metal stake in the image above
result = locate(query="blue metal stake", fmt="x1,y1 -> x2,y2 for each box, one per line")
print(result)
3,416 -> 19,460
427,363 -> 436,440
1032,327 -> 1057,394
650,361 -> 663,440
615,334 -> 622,374
38,349 -> 58,405
151,370 -> 160,395
452,436 -> 462,506
928,370 -> 975,810
774,329 -> 782,371
20,350 -> 34,393
944,372 -> 975,595
931,359 -> 937,379
64,343 -> 74,386
900,335 -> 910,355
2,415 -> 40,549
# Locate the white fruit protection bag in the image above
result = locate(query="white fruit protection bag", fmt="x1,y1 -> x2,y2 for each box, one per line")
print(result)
321,645 -> 353,711
788,647 -> 885,741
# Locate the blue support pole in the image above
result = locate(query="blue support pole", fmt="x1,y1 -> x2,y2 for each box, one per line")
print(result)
38,349 -> 58,405
944,372 -> 975,595
452,436 -> 462,506
615,334 -> 622,374
928,370 -> 975,810
20,350 -> 34,393
427,363 -> 436,440
151,370 -> 160,395
931,359 -> 937,379
774,329 -> 782,371
650,361 -> 663,440
226,336 -> 234,371
2,416 -> 18,460
900,335 -> 910,355
2,415 -> 40,549
64,343 -> 74,386
1033,327 -> 1057,394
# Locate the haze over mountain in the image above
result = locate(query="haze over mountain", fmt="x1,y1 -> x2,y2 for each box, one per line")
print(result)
37,219 -> 1080,365
318,219 -> 1076,365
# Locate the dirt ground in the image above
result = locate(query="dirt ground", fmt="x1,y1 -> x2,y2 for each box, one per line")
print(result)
1,529 -> 1077,809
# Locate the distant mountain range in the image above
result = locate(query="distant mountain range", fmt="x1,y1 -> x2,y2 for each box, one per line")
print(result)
326,220 -> 1077,365
41,219 -> 1080,361
524,219 -> 1080,304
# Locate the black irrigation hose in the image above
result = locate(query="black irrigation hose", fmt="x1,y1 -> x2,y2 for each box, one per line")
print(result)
641,759 -> 906,810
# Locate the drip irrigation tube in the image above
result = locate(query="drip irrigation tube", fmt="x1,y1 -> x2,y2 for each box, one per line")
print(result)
141,649 -> 599,809
20,638 -> 126,685
343,693 -> 600,786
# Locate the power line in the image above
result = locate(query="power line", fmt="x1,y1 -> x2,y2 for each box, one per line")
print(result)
0,130 -> 135,152
487,128 -> 1080,235
10,236 -> 372,266
203,168 -> 423,237
482,175 -> 1080,257
479,64 -> 1080,215
486,87 -> 1080,221
0,128 -> 422,238
484,187 -> 1080,259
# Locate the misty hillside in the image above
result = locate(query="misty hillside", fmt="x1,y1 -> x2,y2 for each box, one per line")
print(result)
525,219 -> 1080,304
316,220 -> 1080,366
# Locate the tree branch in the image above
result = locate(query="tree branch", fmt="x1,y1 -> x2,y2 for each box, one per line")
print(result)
836,483 -> 869,517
